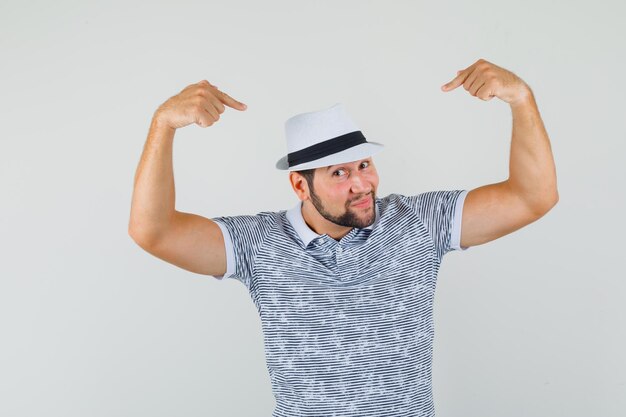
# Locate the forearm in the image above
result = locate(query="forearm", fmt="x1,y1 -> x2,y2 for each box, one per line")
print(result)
506,88 -> 559,214
128,113 -> 177,244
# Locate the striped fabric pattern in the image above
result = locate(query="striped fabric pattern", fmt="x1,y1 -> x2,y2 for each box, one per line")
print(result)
211,190 -> 469,417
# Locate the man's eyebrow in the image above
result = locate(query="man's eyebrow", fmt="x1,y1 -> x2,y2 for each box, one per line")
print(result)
326,159 -> 370,172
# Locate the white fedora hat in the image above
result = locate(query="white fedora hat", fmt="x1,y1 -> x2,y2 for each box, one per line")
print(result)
275,103 -> 385,171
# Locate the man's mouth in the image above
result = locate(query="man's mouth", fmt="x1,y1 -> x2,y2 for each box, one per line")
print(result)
352,195 -> 372,207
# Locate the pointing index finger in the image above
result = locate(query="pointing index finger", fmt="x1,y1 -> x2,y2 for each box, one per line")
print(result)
216,88 -> 247,111
441,70 -> 466,92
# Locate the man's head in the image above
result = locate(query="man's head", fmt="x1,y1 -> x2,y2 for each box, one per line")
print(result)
290,157 -> 379,229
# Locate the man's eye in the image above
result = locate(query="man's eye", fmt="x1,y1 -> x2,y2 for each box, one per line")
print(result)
334,162 -> 369,176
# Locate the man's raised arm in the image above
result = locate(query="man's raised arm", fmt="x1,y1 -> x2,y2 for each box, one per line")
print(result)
441,59 -> 559,248
128,80 -> 247,276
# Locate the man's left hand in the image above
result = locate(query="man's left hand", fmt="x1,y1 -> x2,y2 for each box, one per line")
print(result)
441,58 -> 531,105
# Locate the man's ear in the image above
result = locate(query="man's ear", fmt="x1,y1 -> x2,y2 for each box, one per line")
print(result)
289,172 -> 307,200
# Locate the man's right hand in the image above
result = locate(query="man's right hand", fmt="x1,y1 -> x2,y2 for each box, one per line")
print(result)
153,80 -> 247,130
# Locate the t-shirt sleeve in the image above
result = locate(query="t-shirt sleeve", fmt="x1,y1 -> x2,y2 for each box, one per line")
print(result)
209,212 -> 275,288
450,190 -> 469,252
406,189 -> 470,262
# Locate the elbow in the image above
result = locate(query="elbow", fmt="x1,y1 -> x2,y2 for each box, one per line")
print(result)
549,188 -> 559,209
128,223 -> 157,248
128,220 -> 140,243
534,190 -> 559,217
128,227 -> 146,247
128,217 -> 171,249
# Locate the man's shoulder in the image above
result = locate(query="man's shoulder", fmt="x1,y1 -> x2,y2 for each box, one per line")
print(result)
376,192 -> 415,212
379,190 -> 466,209
212,208 -> 284,234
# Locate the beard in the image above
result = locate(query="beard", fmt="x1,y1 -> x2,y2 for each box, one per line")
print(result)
309,187 -> 376,229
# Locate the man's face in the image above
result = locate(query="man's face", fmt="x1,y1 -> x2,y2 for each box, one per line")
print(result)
307,157 -> 379,229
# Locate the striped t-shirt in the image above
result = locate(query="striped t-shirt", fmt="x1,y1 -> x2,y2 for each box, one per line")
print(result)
212,190 -> 469,417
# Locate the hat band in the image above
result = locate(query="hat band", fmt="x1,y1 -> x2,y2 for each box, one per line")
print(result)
287,130 -> 367,168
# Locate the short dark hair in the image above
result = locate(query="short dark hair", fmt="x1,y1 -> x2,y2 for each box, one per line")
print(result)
294,168 -> 316,191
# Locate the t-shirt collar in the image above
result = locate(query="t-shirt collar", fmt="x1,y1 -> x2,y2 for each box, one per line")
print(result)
286,198 -> 380,247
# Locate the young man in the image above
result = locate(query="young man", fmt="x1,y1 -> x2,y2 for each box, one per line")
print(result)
128,58 -> 558,417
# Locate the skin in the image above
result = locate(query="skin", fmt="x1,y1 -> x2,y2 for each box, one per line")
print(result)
289,157 -> 379,241
441,59 -> 531,105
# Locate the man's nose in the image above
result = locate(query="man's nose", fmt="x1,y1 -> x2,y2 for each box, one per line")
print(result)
350,173 -> 371,194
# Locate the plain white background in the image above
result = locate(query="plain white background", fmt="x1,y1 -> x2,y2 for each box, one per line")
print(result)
1,1 -> 624,416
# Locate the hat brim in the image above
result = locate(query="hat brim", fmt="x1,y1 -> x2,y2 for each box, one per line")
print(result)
275,142 -> 384,171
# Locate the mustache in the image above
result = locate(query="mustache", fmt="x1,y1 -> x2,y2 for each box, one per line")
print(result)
350,192 -> 374,205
